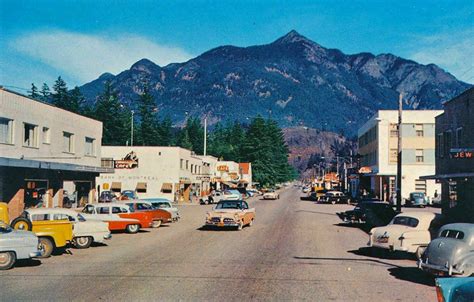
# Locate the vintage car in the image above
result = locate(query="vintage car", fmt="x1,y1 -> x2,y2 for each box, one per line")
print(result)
263,189 -> 280,200
120,200 -> 172,227
82,203 -> 158,233
434,277 -> 474,302
0,221 -> 41,270
320,191 -> 351,204
406,192 -> 430,207
9,211 -> 73,258
419,223 -> 474,277
368,211 -> 441,258
205,200 -> 255,230
21,208 -> 111,249
119,190 -> 140,200
99,190 -> 116,203
143,198 -> 180,221
200,190 -> 240,204
337,201 -> 398,227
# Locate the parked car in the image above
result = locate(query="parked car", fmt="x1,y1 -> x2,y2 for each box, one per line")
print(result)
119,190 -> 139,201
263,189 -> 279,200
302,187 -> 310,193
419,223 -> 474,277
368,211 -> 441,258
205,200 -> 255,230
319,191 -> 351,204
99,190 -> 116,203
300,192 -> 318,201
82,203 -> 157,233
406,192 -> 430,207
121,200 -> 172,227
434,277 -> 474,302
336,201 -> 398,227
9,210 -> 73,258
0,221 -> 41,270
144,198 -> 180,221
23,208 -> 111,249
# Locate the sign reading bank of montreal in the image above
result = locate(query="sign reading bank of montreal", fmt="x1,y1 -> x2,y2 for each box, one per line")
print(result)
450,148 -> 474,159
114,151 -> 139,169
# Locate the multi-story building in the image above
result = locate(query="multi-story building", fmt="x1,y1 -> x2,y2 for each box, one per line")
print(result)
423,88 -> 473,218
0,87 -> 112,218
357,110 -> 442,201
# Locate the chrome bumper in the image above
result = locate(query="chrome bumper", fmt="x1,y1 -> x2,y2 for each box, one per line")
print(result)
29,251 -> 42,258
418,260 -> 463,275
104,233 -> 112,240
205,221 -> 239,227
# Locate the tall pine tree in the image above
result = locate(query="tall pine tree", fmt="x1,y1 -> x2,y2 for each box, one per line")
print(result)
137,84 -> 159,146
52,76 -> 69,109
29,83 -> 39,99
40,83 -> 50,102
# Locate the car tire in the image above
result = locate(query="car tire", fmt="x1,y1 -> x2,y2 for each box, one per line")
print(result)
249,219 -> 254,227
0,252 -> 16,270
10,217 -> 33,231
237,221 -> 243,231
73,236 -> 93,249
126,224 -> 140,234
38,237 -> 54,258
152,220 -> 162,228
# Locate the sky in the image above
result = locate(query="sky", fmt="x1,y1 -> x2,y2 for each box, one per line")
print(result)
1,0 -> 473,92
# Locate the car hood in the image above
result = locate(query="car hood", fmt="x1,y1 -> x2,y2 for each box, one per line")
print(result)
209,209 -> 242,217
425,238 -> 469,267
1,229 -> 37,241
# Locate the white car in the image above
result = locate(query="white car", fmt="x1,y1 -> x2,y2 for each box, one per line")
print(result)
0,221 -> 41,270
368,211 -> 440,258
263,190 -> 280,200
24,208 -> 111,249
145,199 -> 180,221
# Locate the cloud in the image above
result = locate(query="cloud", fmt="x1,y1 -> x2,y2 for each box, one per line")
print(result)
10,30 -> 194,84
408,30 -> 474,83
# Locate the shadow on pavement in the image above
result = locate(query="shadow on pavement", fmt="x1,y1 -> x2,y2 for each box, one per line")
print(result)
294,210 -> 337,216
14,259 -> 42,268
349,247 -> 416,260
294,256 -> 400,268
388,267 -> 435,286
196,226 -> 240,232
334,222 -> 371,234
90,242 -> 109,248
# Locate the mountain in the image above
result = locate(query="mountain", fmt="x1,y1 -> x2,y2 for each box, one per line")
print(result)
80,30 -> 470,134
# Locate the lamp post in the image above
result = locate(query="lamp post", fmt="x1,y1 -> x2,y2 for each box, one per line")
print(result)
396,93 -> 403,212
130,110 -> 134,147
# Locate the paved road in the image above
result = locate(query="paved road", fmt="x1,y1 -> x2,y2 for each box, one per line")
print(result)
0,187 -> 437,301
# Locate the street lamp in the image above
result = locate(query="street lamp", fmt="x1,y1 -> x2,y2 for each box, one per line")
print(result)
130,110 -> 134,147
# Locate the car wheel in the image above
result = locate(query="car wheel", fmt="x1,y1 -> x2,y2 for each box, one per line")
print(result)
249,219 -> 254,227
126,224 -> 140,234
415,246 -> 426,260
38,237 -> 54,258
0,252 -> 16,270
152,220 -> 162,228
10,217 -> 33,231
73,236 -> 93,249
237,221 -> 243,231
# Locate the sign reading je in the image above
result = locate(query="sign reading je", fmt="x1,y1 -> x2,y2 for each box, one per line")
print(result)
450,148 -> 474,159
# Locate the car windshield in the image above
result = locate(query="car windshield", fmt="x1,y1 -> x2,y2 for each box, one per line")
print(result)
0,222 -> 12,233
77,214 -> 87,222
215,201 -> 242,209
392,216 -> 419,227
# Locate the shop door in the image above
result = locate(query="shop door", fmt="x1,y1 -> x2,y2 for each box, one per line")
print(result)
75,182 -> 92,207
24,180 -> 48,208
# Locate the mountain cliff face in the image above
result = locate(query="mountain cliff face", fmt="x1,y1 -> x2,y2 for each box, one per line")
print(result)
80,30 -> 470,134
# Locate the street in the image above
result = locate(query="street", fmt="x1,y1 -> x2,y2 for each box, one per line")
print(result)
0,187 -> 437,301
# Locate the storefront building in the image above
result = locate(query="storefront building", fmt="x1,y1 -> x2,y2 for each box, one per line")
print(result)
97,146 -> 205,203
0,87 -> 111,218
357,110 -> 442,201
422,88 -> 473,220
214,161 -> 252,189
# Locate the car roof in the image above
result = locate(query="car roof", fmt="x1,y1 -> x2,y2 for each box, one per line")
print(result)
395,211 -> 438,219
25,208 -> 80,216
93,202 -> 129,208
119,200 -> 152,205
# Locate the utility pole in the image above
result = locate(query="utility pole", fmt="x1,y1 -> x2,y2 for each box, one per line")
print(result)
203,117 -> 207,156
396,93 -> 403,212
131,110 -> 135,147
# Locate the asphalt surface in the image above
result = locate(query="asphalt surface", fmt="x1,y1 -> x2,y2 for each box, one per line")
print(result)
0,187 -> 438,301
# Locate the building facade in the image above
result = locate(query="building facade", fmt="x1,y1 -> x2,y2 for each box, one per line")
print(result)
0,87 -> 111,218
426,88 -> 473,219
357,110 -> 442,201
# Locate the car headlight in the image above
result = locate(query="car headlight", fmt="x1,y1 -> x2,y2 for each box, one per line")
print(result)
234,214 -> 240,221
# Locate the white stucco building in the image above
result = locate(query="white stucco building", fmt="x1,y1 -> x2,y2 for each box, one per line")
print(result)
0,87 -> 111,218
357,110 -> 442,201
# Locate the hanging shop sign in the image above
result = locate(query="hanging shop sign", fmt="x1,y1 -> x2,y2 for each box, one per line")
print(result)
450,148 -> 474,159
114,151 -> 139,169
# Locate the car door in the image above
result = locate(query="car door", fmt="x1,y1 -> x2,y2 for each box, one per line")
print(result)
241,201 -> 253,223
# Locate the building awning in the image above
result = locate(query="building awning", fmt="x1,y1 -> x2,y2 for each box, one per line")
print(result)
420,173 -> 474,180
180,179 -> 192,185
161,183 -> 173,191
136,182 -> 147,191
111,182 -> 122,191
0,157 -> 114,173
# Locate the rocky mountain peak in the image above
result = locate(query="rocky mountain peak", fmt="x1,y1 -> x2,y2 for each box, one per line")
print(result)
130,58 -> 161,73
272,30 -> 317,46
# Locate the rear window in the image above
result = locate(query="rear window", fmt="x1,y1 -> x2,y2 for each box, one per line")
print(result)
392,216 -> 419,227
440,229 -> 464,239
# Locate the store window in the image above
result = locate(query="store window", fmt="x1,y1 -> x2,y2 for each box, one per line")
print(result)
63,132 -> 74,153
180,159 -> 184,169
415,124 -> 424,137
186,160 -> 189,170
136,182 -> 147,193
23,123 -> 38,147
191,164 -> 194,174
416,149 -> 424,163
0,117 -> 13,144
85,137 -> 95,156
42,127 -> 50,144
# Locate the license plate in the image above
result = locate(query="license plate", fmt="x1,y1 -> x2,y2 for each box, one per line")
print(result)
377,238 -> 389,243
218,222 -> 224,227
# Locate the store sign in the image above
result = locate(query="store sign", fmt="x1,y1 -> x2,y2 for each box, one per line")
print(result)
196,176 -> 211,181
358,166 -> 372,174
217,165 -> 229,172
450,148 -> 474,159
228,172 -> 240,180
114,151 -> 139,169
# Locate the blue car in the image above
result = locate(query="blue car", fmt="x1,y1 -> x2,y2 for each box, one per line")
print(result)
435,277 -> 474,302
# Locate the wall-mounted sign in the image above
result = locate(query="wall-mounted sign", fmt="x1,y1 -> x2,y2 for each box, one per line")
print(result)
196,176 -> 211,181
228,172 -> 240,180
114,151 -> 139,169
358,166 -> 372,174
217,165 -> 229,172
450,148 -> 474,159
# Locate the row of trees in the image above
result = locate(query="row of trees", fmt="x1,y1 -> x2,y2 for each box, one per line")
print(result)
29,78 -> 296,186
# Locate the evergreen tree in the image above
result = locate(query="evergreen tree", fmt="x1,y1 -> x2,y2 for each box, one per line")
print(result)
29,83 -> 39,99
68,86 -> 85,114
177,128 -> 193,150
158,116 -> 173,146
137,85 -> 159,146
92,82 -> 129,145
52,76 -> 69,109
40,83 -> 50,102
186,117 -> 204,154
